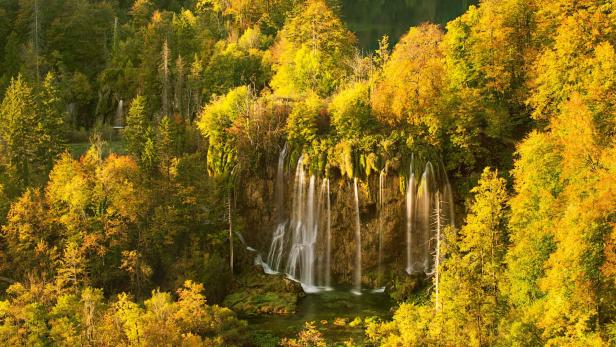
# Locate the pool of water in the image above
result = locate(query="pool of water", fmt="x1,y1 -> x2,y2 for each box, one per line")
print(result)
341,0 -> 478,50
246,287 -> 395,344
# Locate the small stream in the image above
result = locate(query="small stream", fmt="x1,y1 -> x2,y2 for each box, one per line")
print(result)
246,287 -> 394,345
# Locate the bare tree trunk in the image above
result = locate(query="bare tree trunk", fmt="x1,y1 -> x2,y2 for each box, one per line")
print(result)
434,191 -> 442,312
228,191 -> 234,274
33,0 -> 40,84
161,39 -> 170,117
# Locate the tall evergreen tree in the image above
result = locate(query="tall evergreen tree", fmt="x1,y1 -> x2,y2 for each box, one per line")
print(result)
0,74 -> 50,188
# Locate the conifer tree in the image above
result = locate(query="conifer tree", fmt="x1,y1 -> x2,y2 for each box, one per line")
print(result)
0,75 -> 44,187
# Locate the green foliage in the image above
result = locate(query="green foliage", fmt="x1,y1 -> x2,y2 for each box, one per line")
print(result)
0,280 -> 249,346
124,95 -> 150,161
271,0 -> 355,97
281,321 -> 327,347
329,81 -> 374,139
0,75 -> 64,189
198,85 -> 251,175
286,93 -> 324,150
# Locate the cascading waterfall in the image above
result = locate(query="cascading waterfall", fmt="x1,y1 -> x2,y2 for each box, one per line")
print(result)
406,160 -> 455,275
418,163 -> 434,271
260,148 -> 456,293
114,99 -> 124,128
283,157 -> 330,292
406,169 -> 417,274
266,145 -> 288,273
321,178 -> 332,289
377,171 -> 385,288
352,178 -> 362,295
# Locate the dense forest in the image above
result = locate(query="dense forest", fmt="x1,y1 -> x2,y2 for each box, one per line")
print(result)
0,0 -> 614,346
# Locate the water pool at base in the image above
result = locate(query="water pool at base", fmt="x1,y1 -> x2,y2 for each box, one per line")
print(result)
245,287 -> 395,345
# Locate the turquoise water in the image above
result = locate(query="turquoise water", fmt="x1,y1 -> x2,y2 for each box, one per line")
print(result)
341,0 -> 477,50
247,287 -> 394,345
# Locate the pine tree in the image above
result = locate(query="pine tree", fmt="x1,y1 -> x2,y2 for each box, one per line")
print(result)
38,72 -> 66,171
124,95 -> 149,161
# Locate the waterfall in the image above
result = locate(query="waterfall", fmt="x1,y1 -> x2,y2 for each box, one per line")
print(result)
322,178 -> 332,289
260,149 -> 456,292
114,100 -> 124,128
417,162 -> 434,272
266,145 -> 289,272
377,171 -> 385,288
284,157 -> 324,293
406,170 -> 417,274
352,178 -> 362,295
406,160 -> 454,275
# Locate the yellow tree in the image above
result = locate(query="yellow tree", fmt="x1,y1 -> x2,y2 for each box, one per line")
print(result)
372,24 -> 445,131
270,0 -> 356,97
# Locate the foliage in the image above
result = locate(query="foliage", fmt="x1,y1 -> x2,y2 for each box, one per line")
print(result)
197,85 -> 252,175
329,81 -> 374,139
270,0 -> 356,97
281,321 -> 327,347
0,75 -> 64,190
0,0 -> 615,345
0,280 -> 248,346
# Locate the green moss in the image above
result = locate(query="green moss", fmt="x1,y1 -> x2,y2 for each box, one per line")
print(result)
223,291 -> 298,316
223,271 -> 303,316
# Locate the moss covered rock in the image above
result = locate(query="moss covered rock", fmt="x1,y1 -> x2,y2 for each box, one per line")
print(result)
223,270 -> 304,316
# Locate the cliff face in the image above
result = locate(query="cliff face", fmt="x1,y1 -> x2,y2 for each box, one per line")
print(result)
236,172 -> 410,287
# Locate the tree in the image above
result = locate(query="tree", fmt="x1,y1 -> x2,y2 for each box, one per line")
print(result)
38,72 -> 66,172
372,24 -> 445,129
124,95 -> 150,162
197,85 -> 251,175
0,75 -> 48,188
367,168 -> 509,346
270,0 -> 356,97
329,81 -> 373,139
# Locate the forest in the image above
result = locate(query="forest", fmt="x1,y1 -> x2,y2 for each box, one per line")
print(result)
0,0 -> 614,346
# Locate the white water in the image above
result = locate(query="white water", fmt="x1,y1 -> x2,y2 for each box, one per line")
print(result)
405,160 -> 455,275
406,171 -> 417,274
377,171 -> 385,289
319,178 -> 332,289
114,99 -> 124,128
266,145 -> 289,272
275,156 -> 331,292
352,178 -> 362,295
261,149 -> 456,293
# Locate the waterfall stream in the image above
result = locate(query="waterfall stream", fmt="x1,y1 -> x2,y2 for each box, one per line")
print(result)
260,149 -> 455,293
352,178 -> 362,295
405,161 -> 455,275
377,171 -> 385,289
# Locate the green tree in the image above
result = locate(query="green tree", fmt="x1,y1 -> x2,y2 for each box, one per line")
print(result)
270,0 -> 355,97
124,95 -> 150,162
197,85 -> 251,175
329,81 -> 373,139
0,75 -> 46,188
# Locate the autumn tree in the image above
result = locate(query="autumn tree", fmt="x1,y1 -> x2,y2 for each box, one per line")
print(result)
0,75 -> 63,188
270,0 -> 356,97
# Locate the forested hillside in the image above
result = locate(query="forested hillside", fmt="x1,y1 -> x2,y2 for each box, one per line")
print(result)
0,0 -> 614,346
